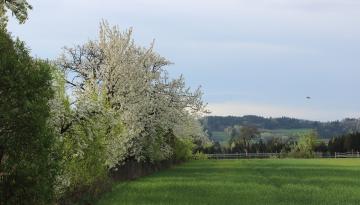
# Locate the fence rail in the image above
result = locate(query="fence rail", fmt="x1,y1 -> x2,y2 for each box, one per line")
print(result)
205,152 -> 360,159
206,153 -> 280,159
334,152 -> 360,158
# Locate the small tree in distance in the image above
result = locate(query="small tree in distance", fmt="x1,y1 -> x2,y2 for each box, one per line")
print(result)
228,125 -> 260,153
289,131 -> 318,158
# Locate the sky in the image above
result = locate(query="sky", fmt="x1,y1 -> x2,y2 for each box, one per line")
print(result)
7,0 -> 360,121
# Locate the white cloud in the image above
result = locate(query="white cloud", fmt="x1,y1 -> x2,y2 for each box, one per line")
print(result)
174,40 -> 318,56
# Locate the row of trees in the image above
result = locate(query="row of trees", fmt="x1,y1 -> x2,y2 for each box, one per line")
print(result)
328,133 -> 360,153
203,124 -> 320,158
205,124 -> 360,157
0,3 -> 210,204
202,115 -> 317,131
202,115 -> 360,138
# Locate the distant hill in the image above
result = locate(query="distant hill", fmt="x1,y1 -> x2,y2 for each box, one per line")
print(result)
200,115 -> 360,142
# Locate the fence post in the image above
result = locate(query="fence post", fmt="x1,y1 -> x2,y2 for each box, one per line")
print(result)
335,152 -> 337,158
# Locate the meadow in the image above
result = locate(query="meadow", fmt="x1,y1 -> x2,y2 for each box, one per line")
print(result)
260,128 -> 312,138
97,159 -> 360,205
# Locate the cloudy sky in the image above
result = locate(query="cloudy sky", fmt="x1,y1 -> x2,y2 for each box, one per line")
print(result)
7,0 -> 360,121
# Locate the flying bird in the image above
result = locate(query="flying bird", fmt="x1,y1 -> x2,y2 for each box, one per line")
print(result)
306,96 -> 311,99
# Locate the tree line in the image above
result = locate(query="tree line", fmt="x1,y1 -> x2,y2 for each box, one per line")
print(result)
202,124 -> 360,157
0,3 -> 209,205
202,115 -> 360,138
328,133 -> 360,153
202,125 -> 317,157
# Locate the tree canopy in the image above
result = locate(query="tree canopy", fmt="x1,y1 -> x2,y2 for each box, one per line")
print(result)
0,28 -> 57,205
0,0 -> 32,25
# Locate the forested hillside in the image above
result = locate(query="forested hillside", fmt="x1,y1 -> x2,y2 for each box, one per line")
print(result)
201,115 -> 360,139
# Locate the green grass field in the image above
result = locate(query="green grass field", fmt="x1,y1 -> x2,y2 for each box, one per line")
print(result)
260,128 -> 312,138
97,159 -> 360,205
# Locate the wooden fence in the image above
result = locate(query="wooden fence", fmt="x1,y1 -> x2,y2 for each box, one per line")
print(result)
334,152 -> 360,158
205,152 -> 360,159
206,153 -> 280,159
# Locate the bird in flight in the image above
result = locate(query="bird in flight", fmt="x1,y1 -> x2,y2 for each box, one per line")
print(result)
306,96 -> 311,99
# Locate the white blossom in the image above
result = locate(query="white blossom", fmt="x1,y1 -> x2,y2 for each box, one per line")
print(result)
57,20 -> 208,163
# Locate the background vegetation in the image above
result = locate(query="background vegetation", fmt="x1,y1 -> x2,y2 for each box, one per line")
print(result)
202,115 -> 360,139
202,116 -> 360,156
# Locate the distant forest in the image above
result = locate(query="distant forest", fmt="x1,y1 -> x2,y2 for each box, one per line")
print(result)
201,115 -> 360,139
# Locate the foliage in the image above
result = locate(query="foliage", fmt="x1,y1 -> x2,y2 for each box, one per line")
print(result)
328,132 -> 360,153
204,134 -> 297,154
289,131 -> 318,158
0,0 -> 32,27
202,141 -> 222,154
173,138 -> 195,162
58,21 -> 207,163
0,29 -> 57,205
193,151 -> 208,160
202,115 -> 360,139
205,128 -> 360,157
173,114 -> 211,153
211,128 -> 309,149
227,125 -> 260,153
1,18 -> 208,203
49,21 -> 208,202
49,67 -> 126,199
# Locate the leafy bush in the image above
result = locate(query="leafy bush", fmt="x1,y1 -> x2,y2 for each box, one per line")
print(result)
193,152 -> 208,160
52,81 -> 116,201
288,131 -> 318,158
0,29 -> 58,205
174,138 -> 195,161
